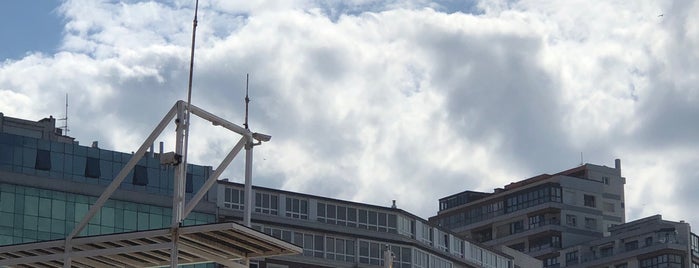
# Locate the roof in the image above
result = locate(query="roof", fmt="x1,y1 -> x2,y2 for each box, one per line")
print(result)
0,222 -> 302,268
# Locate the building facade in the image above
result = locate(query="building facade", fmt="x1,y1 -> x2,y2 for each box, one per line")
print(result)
559,214 -> 699,268
0,113 -> 533,267
431,160 -> 699,268
216,182 -> 525,268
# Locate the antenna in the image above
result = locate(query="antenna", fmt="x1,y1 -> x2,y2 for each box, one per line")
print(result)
58,94 -> 69,136
244,73 -> 250,130
182,0 -> 199,170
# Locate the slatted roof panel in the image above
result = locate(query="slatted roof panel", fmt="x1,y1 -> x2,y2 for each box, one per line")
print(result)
0,222 -> 302,268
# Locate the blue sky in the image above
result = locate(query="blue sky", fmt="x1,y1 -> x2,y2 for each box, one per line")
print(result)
0,1 -> 63,61
1,0 -> 698,227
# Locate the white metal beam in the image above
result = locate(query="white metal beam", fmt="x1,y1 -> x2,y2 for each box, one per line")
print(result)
68,102 -> 178,240
182,136 -> 246,219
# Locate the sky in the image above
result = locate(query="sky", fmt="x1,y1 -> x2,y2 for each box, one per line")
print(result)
1,0 -> 698,226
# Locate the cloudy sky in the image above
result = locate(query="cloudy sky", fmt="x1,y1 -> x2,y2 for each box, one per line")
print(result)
1,0 -> 698,225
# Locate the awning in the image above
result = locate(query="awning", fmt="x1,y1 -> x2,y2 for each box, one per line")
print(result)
0,222 -> 302,268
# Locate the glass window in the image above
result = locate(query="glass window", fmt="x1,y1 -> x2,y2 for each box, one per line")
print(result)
133,165 -> 148,186
584,194 -> 596,207
35,149 -> 51,170
85,157 -> 100,178
185,173 -> 193,193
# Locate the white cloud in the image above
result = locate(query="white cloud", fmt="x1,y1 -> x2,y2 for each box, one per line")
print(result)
1,0 -> 698,224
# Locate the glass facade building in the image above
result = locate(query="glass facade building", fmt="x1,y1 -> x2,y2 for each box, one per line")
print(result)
0,129 -> 216,242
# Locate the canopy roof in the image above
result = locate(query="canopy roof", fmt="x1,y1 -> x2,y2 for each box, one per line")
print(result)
0,222 -> 302,268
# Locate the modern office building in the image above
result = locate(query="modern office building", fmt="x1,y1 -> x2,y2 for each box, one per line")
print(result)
0,112 -> 535,267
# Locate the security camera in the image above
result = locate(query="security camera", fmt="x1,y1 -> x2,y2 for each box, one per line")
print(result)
160,152 -> 182,166
252,132 -> 272,142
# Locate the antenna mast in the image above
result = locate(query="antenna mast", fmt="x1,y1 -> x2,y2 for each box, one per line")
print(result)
244,73 -> 250,130
183,0 -> 199,170
58,94 -> 69,136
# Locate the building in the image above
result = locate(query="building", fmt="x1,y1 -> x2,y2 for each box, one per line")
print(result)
215,182 -> 530,268
559,214 -> 699,268
430,160 -> 699,268
0,112 -> 535,267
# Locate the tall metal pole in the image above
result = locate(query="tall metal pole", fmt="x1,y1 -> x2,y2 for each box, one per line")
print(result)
243,74 -> 254,228
173,1 -> 199,266
171,103 -> 186,267
243,141 -> 253,227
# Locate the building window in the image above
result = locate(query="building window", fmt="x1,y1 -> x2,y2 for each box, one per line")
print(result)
625,240 -> 638,251
640,254 -> 683,268
132,165 -> 148,186
185,173 -> 193,193
543,256 -> 559,268
584,217 -> 597,230
615,263 -> 628,268
566,214 -> 577,227
529,214 -> 545,229
565,250 -> 578,265
223,187 -> 244,209
603,176 -> 610,184
510,220 -> 524,234
325,236 -> 356,262
504,184 -> 562,213
584,194 -> 596,207
285,197 -> 308,219
691,233 -> 699,257
645,236 -> 653,247
85,157 -> 100,178
600,246 -> 613,257
35,149 -> 51,170
255,192 -> 278,215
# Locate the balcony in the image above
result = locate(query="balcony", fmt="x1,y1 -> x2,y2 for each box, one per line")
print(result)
578,239 -> 684,265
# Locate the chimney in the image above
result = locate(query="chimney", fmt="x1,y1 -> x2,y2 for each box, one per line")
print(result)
159,141 -> 164,155
149,143 -> 155,158
391,200 -> 397,209
615,159 -> 621,171
91,141 -> 98,148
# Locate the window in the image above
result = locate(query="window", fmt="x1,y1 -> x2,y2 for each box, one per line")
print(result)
565,250 -> 578,265
223,187 -> 244,210
615,263 -> 628,268
132,165 -> 148,186
509,220 -> 524,234
85,157 -> 100,178
625,240 -> 638,251
645,237 -> 653,246
325,236 -> 356,262
285,197 -> 308,219
584,194 -> 596,207
600,246 -> 613,257
255,192 -> 278,215
35,149 -> 51,170
359,240 -> 383,266
584,217 -> 597,230
185,173 -> 193,193
692,233 -> 699,257
543,256 -> 559,268
529,215 -> 544,229
640,254 -> 683,268
603,176 -> 610,184
504,184 -> 562,213
566,214 -> 577,227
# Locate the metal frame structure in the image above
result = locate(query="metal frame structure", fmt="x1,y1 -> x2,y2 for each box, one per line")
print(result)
0,100 -> 293,267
